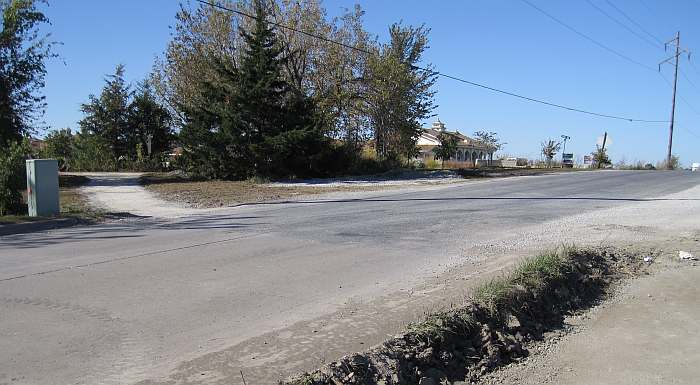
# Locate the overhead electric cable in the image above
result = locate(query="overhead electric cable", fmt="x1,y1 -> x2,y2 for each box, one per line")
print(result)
679,68 -> 700,95
519,0 -> 657,72
193,0 -> 668,123
659,71 -> 700,121
603,0 -> 665,46
584,0 -> 661,49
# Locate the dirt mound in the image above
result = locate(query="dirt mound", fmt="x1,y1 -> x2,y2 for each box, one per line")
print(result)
285,247 -> 648,385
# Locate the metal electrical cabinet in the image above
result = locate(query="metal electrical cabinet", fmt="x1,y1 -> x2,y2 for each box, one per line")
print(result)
26,159 -> 60,217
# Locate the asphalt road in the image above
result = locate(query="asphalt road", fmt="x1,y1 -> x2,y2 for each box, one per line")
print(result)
1,171 -> 699,385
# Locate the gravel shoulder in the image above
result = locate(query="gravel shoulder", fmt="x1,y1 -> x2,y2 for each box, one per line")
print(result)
478,246 -> 700,385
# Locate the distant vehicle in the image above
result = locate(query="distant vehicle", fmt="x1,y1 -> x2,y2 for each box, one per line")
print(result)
562,153 -> 574,168
692,162 -> 699,172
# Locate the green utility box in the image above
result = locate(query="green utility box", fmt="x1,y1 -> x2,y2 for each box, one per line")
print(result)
26,159 -> 60,217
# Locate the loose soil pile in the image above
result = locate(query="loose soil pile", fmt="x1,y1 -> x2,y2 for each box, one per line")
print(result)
285,247 -> 648,385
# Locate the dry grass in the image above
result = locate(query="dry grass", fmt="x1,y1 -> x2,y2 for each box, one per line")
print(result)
140,173 -> 395,208
0,175 -> 99,224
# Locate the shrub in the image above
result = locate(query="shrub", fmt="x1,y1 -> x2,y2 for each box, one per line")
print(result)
0,140 -> 30,216
424,158 -> 441,169
70,134 -> 117,172
656,155 -> 681,170
41,128 -> 74,170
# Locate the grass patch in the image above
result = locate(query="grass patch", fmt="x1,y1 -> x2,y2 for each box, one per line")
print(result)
0,174 -> 100,224
286,246 -> 647,385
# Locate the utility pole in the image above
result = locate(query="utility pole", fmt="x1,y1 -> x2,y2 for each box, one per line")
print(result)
659,32 -> 690,170
598,132 -> 607,169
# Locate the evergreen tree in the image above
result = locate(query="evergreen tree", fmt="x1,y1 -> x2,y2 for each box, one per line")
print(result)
235,0 -> 288,162
180,0 -> 329,179
0,0 -> 55,146
78,64 -> 132,158
128,82 -> 173,158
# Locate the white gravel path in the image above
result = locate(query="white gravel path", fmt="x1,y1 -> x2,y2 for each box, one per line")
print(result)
76,173 -> 223,218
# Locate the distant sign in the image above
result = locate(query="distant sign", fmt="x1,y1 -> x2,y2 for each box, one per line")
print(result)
562,153 -> 574,161
583,155 -> 593,164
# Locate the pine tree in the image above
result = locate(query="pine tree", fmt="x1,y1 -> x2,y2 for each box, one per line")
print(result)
235,0 -> 287,156
128,82 -> 173,158
238,0 -> 328,177
179,0 -> 330,179
78,64 -> 132,159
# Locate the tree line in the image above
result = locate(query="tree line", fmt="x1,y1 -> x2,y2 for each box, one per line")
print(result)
1,0 -> 440,213
152,0 -> 438,178
45,65 -> 174,171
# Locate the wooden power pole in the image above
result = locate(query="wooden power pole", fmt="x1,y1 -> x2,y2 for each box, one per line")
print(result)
659,32 -> 689,170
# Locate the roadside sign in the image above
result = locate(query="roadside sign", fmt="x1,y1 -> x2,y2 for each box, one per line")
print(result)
562,153 -> 574,168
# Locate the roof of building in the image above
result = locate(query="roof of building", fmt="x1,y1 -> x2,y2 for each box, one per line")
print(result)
417,120 -> 489,150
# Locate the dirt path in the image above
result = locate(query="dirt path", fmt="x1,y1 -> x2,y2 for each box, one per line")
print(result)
76,173 -> 225,218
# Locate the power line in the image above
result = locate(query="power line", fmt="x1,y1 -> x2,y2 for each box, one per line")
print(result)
194,0 -> 375,56
193,0 -> 668,123
681,125 -> 700,139
660,71 -> 700,117
584,0 -> 661,49
519,0 -> 657,72
603,0 -> 665,46
679,68 -> 700,95
689,59 -> 700,80
429,72 -> 666,122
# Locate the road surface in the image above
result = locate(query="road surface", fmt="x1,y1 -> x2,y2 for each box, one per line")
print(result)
1,171 -> 699,385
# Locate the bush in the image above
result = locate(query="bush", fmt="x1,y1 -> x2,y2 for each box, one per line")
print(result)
70,135 -> 117,172
656,155 -> 681,170
424,158 -> 441,169
41,128 -> 74,170
0,140 -> 30,216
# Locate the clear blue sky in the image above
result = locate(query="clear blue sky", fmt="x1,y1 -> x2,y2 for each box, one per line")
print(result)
40,0 -> 700,166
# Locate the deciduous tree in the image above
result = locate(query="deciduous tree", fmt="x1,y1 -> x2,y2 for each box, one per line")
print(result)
433,132 -> 458,168
366,23 -> 437,161
474,131 -> 505,162
541,139 -> 561,168
0,0 -> 55,146
592,145 -> 611,169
